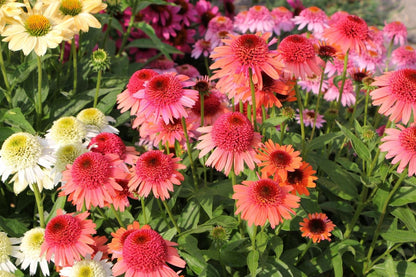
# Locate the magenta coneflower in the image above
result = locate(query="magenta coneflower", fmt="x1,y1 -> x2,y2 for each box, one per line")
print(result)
128,150 -> 185,200
112,228 -> 186,277
383,21 -> 407,46
134,72 -> 198,125
292,6 -> 328,35
210,32 -> 283,91
173,0 -> 198,26
391,45 -> 416,69
41,209 -> 96,267
195,0 -> 220,34
60,152 -> 128,211
205,15 -> 233,42
371,69 -> 416,124
380,124 -> 416,176
233,178 -> 300,228
296,109 -> 326,129
197,112 -> 262,176
324,14 -> 370,54
325,55 -> 354,78
278,34 -> 322,79
271,6 -> 295,36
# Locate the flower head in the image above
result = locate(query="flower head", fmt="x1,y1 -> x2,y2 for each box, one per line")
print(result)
292,6 -> 328,34
197,112 -> 262,176
41,209 -> 96,267
112,228 -> 186,277
383,21 -> 407,46
0,132 -> 55,194
371,69 -> 416,124
233,178 -> 300,228
271,6 -> 295,36
59,252 -> 112,277
296,109 -> 326,129
0,232 -> 19,273
77,108 -> 119,135
391,45 -> 416,69
300,213 -> 335,243
46,116 -> 87,147
90,48 -> 110,72
282,161 -> 317,196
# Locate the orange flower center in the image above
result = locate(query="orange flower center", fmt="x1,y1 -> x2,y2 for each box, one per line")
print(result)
60,0 -> 82,16
25,15 -> 51,37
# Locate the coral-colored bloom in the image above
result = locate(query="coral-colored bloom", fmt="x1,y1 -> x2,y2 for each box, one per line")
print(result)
379,124 -> 416,176
370,69 -> 416,124
233,178 -> 300,228
112,228 -> 186,277
278,34 -> 322,79
197,112 -> 262,176
282,161 -> 317,196
128,150 -> 185,200
41,209 -> 96,267
60,152 -> 128,211
190,87 -> 229,126
210,32 -> 283,91
256,140 -> 302,181
300,213 -> 335,243
383,21 -> 407,46
324,14 -> 370,54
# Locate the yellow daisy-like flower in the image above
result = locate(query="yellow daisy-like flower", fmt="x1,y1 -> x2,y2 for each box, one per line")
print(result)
0,0 -> 25,33
1,2 -> 73,56
44,0 -> 107,33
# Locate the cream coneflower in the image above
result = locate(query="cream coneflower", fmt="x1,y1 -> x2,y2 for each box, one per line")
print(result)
45,116 -> 87,148
1,2 -> 73,56
51,142 -> 87,185
0,132 -> 55,194
0,232 -> 19,273
59,252 -> 112,277
15,227 -> 49,276
77,107 -> 119,137
0,0 -> 25,33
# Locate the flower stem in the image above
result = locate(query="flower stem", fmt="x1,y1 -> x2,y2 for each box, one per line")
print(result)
141,197 -> 148,225
363,88 -> 370,126
32,183 -> 45,228
348,82 -> 362,125
249,69 -> 258,132
36,55 -> 43,129
295,239 -> 312,266
181,117 -> 199,189
344,186 -> 369,239
162,200 -> 181,233
295,83 -> 306,152
110,204 -> 125,228
336,49 -> 350,112
204,56 -> 211,76
117,0 -> 137,57
0,44 -> 12,107
310,62 -> 327,140
71,37 -> 78,95
93,70 -> 102,108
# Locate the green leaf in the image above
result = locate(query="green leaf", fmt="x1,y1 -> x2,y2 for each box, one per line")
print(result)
370,260 -> 416,277
261,116 -> 287,129
0,127 -> 15,142
46,196 -> 67,224
180,252 -> 205,275
247,250 -> 259,277
178,200 -> 200,229
332,254 -> 343,277
2,108 -> 35,134
0,216 -> 28,237
336,121 -> 371,162
390,186 -> 416,206
306,131 -> 342,152
391,207 -> 416,232
270,236 -> 284,259
96,89 -> 120,114
381,230 -> 416,243
256,231 -> 269,255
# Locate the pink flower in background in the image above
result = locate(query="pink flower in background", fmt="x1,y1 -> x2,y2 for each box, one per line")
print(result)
238,5 -> 275,34
292,6 -> 328,35
391,45 -> 416,69
271,6 -> 295,35
351,49 -> 385,72
195,0 -> 220,34
173,0 -> 198,26
296,109 -> 326,129
298,75 -> 328,95
175,64 -> 200,78
325,55 -> 354,77
324,77 -> 355,107
383,21 -> 407,46
192,39 -> 213,58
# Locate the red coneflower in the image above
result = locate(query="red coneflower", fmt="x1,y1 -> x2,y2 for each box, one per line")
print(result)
233,178 -> 300,228
41,209 -> 96,267
371,69 -> 416,124
112,228 -> 186,277
299,213 -> 335,243
197,112 -> 262,176
282,161 -> 317,196
128,150 -> 185,200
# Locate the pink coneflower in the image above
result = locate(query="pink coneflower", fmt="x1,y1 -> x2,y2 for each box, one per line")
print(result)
351,49 -> 385,72
298,74 -> 328,95
292,6 -> 328,35
112,228 -> 186,277
142,4 -> 182,39
271,6 -> 295,36
296,109 -> 326,129
117,69 -> 158,115
105,179 -> 136,212
173,0 -> 198,26
327,11 -> 348,26
192,39 -> 212,59
128,150 -> 185,200
133,72 -> 198,125
300,213 -> 335,243
278,34 -> 322,79
325,55 -> 354,78
88,132 -> 138,165
380,124 -> 416,176
371,69 -> 416,124
197,112 -> 262,176
324,77 -> 355,107
60,152 -> 128,211
282,161 -> 317,196
240,5 -> 275,34
233,178 -> 300,228
41,209 -> 96,267
206,15 -> 233,42
324,14 -> 370,54
147,55 -> 176,73
169,26 -> 196,54
175,64 -> 200,78
195,0 -> 220,34
391,45 -> 416,69
383,21 -> 407,46
210,32 -> 283,91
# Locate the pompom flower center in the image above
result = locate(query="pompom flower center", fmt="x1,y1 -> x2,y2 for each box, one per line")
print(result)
71,152 -> 111,189
20,228 -> 44,259
55,144 -> 86,172
252,179 -> 283,206
25,15 -> 51,37
1,133 -> 41,170
146,75 -> 184,105
77,108 -> 106,129
60,0 -> 82,16
232,34 -> 269,66
72,260 -> 107,277
127,69 -> 157,93
135,151 -> 175,182
399,126 -> 416,153
389,69 -> 416,103
340,15 -> 368,40
0,232 -> 12,263
279,35 -> 315,63
122,229 -> 168,272
308,218 -> 326,234
270,150 -> 292,168
89,133 -> 126,158
45,215 -> 81,247
49,117 -> 86,145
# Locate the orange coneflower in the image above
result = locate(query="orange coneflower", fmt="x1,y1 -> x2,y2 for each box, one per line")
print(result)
282,161 -> 317,196
300,213 -> 335,243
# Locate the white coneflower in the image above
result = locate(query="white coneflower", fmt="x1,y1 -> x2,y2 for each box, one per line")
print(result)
45,116 -> 87,148
15,227 -> 49,276
0,270 -> 15,277
0,232 -> 19,273
76,108 -> 119,137
59,252 -> 112,277
51,142 -> 87,185
0,132 -> 55,194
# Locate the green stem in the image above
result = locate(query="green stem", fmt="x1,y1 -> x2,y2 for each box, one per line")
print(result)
280,120 -> 287,145
385,38 -> 394,72
230,168 -> 236,186
141,197 -> 148,225
344,186 -> 369,239
102,16 -> 113,48
93,70 -> 102,108
310,62 -> 327,140
200,93 -> 205,127
363,88 -> 370,126
181,117 -> 199,189
162,200 -> 181,233
348,82 -> 362,125
336,49 -> 350,112
36,55 -> 43,129
0,44 -> 12,107
250,225 -> 257,250
117,0 -> 138,57
364,170 -> 407,274
248,69 -> 258,132
110,204 -> 125,228
32,183 -> 45,228
295,239 -> 312,266
369,243 -> 402,269
71,37 -> 78,95
204,56 -> 211,76
295,83 -> 306,152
